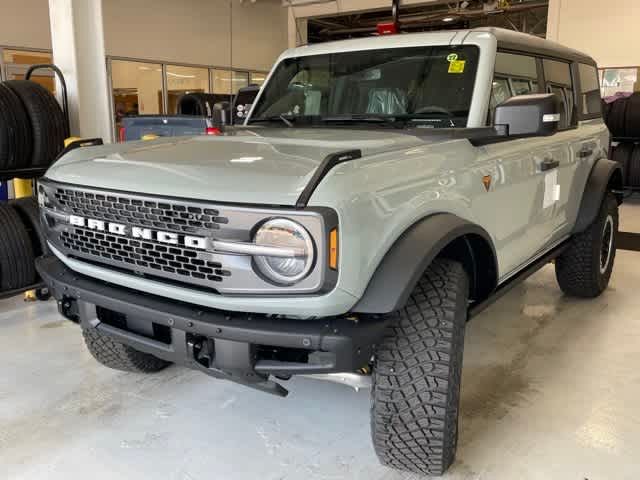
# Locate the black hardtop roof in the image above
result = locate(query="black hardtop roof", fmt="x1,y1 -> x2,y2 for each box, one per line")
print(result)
472,27 -> 597,66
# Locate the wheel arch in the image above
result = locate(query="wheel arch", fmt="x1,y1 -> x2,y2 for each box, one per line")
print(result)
573,158 -> 623,234
351,213 -> 498,314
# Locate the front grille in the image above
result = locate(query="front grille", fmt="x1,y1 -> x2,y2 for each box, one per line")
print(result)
54,187 -> 229,235
60,228 -> 230,284
40,180 -> 329,295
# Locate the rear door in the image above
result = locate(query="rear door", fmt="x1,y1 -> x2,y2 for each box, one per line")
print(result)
541,59 -> 605,240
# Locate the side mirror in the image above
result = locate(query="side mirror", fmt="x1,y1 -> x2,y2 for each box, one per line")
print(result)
212,102 -> 229,127
232,85 -> 261,125
494,93 -> 561,137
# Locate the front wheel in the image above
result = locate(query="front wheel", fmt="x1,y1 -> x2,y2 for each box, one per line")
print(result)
371,259 -> 468,476
556,193 -> 619,297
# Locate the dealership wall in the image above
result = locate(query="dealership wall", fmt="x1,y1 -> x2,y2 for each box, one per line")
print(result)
0,0 -> 288,71
547,0 -> 640,68
0,0 -> 51,49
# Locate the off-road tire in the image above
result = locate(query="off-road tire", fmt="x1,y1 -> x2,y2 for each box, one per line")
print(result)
4,80 -> 66,167
612,143 -> 633,186
10,196 -> 50,257
556,193 -> 618,297
371,259 -> 468,476
82,328 -> 171,373
629,145 -> 640,188
0,83 -> 33,169
0,203 -> 36,290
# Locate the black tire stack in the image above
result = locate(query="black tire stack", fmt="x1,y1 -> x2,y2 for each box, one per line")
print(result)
604,94 -> 640,189
0,80 -> 64,296
0,80 -> 66,169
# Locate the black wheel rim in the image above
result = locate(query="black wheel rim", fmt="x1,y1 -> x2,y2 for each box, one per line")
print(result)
600,215 -> 614,274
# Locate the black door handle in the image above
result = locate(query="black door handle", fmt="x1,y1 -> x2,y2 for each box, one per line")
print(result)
578,148 -> 593,158
541,158 -> 560,171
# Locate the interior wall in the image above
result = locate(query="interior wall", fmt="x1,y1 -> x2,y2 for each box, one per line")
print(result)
103,0 -> 288,71
0,0 -> 288,71
547,0 -> 640,67
0,0 -> 51,48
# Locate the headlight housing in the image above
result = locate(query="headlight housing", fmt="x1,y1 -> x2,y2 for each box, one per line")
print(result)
253,218 -> 315,285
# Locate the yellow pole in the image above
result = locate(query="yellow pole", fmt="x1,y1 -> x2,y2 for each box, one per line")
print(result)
13,178 -> 35,301
19,137 -> 81,300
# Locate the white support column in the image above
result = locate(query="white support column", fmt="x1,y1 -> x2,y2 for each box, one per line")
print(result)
287,6 -> 308,48
48,0 -> 113,142
546,0 -> 562,41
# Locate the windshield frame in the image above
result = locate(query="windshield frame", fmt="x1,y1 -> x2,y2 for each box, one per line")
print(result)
247,44 -> 483,130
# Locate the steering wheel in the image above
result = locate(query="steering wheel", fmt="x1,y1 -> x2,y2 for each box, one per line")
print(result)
413,105 -> 454,116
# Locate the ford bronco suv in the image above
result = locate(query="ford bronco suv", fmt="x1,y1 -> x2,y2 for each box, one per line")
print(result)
36,28 -> 621,476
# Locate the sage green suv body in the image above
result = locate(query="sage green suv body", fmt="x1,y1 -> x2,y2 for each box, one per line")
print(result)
37,28 -> 622,476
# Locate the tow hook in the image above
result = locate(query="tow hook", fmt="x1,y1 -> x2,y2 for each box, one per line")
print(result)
186,335 -> 288,397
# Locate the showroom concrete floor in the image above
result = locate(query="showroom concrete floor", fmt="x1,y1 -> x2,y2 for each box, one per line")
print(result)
3,202 -> 640,480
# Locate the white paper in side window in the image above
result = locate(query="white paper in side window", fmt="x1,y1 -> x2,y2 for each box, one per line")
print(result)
543,170 -> 558,209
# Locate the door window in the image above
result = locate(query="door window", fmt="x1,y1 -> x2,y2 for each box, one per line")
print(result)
490,52 -> 539,119
578,63 -> 601,116
543,59 -> 575,129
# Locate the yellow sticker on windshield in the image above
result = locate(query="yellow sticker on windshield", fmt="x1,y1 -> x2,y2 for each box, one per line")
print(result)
448,60 -> 466,74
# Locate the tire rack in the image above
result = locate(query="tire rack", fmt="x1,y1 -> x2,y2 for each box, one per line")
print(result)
0,64 -> 71,300
609,136 -> 640,252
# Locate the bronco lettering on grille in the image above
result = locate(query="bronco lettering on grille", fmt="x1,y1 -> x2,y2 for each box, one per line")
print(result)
68,215 -> 208,250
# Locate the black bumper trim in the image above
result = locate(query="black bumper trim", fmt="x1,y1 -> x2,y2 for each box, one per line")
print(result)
36,255 -> 386,396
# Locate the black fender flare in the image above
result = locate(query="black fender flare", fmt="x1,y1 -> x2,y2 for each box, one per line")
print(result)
573,158 -> 623,234
352,213 -> 498,314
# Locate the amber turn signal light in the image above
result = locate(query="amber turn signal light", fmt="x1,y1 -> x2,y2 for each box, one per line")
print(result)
329,228 -> 338,270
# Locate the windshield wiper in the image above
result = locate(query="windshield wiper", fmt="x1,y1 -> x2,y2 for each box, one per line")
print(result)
320,115 -> 407,127
248,114 -> 295,127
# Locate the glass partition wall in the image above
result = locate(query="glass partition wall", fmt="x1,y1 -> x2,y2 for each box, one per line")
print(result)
108,57 -> 268,135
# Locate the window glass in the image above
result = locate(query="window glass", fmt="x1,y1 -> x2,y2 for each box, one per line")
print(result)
543,59 -> 574,128
600,68 -> 637,99
251,45 -> 480,128
489,52 -> 539,120
511,78 -> 534,96
250,72 -> 266,86
578,63 -> 601,116
2,49 -> 55,93
495,52 -> 537,79
166,65 -> 209,114
491,77 -> 511,110
111,60 -> 164,134
232,71 -> 249,93
211,69 -> 232,95
543,59 -> 572,86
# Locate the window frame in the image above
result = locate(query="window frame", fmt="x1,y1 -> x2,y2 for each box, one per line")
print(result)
576,62 -> 603,120
491,47 -> 586,133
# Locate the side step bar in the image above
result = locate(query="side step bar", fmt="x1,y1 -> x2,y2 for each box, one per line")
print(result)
469,240 -> 569,318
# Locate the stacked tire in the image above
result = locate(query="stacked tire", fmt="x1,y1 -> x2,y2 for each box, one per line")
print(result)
0,80 -> 66,170
0,202 -> 36,292
604,93 -> 640,139
612,143 -> 640,188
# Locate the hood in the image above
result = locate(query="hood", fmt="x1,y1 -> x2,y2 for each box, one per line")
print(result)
46,128 -> 425,206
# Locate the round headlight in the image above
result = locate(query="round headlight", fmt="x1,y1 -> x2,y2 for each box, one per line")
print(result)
253,218 -> 315,285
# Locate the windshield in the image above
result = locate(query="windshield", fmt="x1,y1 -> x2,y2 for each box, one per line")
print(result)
249,45 -> 480,128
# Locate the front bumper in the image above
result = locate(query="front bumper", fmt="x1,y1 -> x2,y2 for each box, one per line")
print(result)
36,255 -> 387,396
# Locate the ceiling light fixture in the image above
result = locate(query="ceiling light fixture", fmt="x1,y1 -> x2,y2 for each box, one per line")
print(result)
442,16 -> 455,22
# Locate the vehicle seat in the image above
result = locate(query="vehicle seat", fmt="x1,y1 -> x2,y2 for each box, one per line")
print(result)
366,88 -> 408,115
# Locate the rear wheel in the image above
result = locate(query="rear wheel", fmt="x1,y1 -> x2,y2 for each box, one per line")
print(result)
556,193 -> 618,297
371,259 -> 468,476
82,328 -> 171,374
